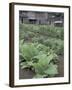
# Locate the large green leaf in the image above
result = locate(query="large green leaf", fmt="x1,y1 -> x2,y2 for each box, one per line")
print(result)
20,43 -> 39,61
44,63 -> 58,75
33,53 -> 56,74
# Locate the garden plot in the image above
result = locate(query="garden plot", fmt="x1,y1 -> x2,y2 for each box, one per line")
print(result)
19,24 -> 64,79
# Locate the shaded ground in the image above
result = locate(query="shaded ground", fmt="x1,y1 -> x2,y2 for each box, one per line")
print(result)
57,55 -> 64,77
19,66 -> 35,79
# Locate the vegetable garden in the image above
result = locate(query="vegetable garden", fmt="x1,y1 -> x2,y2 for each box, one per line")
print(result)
19,23 -> 64,79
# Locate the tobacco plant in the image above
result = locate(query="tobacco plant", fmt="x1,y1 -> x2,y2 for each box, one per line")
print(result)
19,40 -> 58,78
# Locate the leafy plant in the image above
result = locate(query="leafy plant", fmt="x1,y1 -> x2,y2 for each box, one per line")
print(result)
19,41 -> 58,78
44,38 -> 64,55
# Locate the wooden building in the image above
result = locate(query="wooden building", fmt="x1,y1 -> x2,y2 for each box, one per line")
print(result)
19,11 -> 64,27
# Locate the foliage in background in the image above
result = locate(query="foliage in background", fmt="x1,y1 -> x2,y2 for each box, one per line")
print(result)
19,24 -> 64,55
